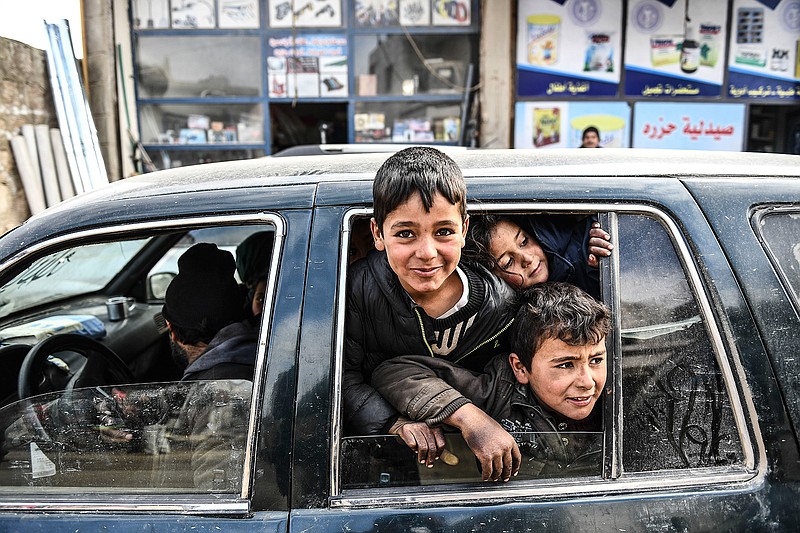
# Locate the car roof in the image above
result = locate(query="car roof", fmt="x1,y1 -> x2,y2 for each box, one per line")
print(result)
4,148 -> 800,254
50,147 -> 800,203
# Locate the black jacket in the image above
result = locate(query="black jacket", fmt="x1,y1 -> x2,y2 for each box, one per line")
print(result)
182,321 -> 258,381
344,250 -> 516,435
373,354 -> 603,477
516,215 -> 600,299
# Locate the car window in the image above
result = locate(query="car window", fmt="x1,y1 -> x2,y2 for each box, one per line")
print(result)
0,380 -> 251,494
755,208 -> 800,311
617,214 -> 743,472
338,210 -> 745,492
0,220 -> 278,499
0,239 -> 151,318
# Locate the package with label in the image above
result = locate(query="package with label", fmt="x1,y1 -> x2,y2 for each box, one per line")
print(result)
650,35 -> 681,66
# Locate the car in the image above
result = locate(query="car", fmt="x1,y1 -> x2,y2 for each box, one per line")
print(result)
0,148 -> 798,531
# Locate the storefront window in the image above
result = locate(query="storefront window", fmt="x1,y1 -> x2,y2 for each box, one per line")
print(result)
354,101 -> 463,143
353,34 -> 476,96
136,36 -> 261,99
140,103 -> 263,145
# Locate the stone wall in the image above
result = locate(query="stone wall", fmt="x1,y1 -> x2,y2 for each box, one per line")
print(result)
0,37 -> 57,232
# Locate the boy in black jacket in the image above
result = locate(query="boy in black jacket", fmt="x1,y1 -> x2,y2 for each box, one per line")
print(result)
373,282 -> 611,482
344,147 -> 518,471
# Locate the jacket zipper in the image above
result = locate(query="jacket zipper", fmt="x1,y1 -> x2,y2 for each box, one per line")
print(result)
452,318 -> 515,364
413,307 -> 435,357
413,306 -> 516,363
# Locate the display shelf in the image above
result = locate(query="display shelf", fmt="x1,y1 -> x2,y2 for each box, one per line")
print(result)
131,1 -> 480,169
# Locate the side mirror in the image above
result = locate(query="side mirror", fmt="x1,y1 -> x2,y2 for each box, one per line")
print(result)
148,272 -> 176,300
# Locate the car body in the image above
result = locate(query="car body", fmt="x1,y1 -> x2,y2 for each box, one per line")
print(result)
0,148 -> 798,531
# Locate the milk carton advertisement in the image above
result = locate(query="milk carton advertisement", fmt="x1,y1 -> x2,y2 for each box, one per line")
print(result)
517,0 -> 623,97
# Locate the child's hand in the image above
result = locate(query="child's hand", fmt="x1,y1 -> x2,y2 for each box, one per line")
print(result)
390,416 -> 446,468
587,222 -> 613,267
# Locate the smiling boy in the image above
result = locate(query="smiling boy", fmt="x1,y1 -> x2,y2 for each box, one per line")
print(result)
373,282 -> 611,482
344,147 -> 516,464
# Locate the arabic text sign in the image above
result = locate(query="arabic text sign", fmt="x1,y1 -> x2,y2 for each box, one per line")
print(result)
632,102 -> 746,150
624,0 -> 729,97
516,0 -> 623,97
726,0 -> 800,100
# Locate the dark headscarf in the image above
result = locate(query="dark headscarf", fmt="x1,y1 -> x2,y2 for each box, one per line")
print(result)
162,243 -> 244,335
235,231 -> 274,287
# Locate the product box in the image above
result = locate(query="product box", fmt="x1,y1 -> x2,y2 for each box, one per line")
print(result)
650,35 -> 681,66
533,107 -> 560,148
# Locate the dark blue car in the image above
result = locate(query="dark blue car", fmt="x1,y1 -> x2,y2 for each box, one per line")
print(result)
0,149 -> 798,531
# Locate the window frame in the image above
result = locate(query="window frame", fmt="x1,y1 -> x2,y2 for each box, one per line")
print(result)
330,203 -> 757,508
0,213 -> 284,514
751,205 -> 800,317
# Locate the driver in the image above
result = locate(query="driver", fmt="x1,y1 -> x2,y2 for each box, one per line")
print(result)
162,242 -> 258,381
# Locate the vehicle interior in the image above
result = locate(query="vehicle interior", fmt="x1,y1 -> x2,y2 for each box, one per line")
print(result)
0,223 -> 274,493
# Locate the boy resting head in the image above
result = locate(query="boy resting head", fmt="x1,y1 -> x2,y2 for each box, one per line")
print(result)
372,281 -> 611,482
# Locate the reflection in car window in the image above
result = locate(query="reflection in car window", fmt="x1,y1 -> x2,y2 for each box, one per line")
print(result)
0,381 -> 251,494
341,431 -> 603,489
618,215 -> 743,472
757,209 -> 800,309
0,239 -> 151,319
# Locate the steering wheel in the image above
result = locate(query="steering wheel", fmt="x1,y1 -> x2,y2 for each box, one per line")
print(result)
18,333 -> 135,399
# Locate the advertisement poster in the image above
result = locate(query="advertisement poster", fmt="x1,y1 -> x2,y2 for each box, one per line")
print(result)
269,0 -> 342,27
514,101 -> 631,148
517,0 -> 623,97
625,0 -> 729,97
727,0 -> 800,99
632,102 -> 746,149
218,0 -> 260,29
267,34 -> 348,98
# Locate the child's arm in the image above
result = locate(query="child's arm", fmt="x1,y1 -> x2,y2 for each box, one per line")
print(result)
373,355 -> 521,482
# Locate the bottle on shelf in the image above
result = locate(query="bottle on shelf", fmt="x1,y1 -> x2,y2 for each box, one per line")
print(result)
680,21 -> 699,74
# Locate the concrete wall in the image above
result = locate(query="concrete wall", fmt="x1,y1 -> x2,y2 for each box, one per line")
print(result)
0,37 -> 57,232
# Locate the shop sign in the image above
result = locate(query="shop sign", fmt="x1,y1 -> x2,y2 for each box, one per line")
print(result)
514,101 -> 631,148
516,0 -> 623,97
727,0 -> 800,100
632,102 -> 746,149
267,34 -> 348,98
624,0 -> 729,97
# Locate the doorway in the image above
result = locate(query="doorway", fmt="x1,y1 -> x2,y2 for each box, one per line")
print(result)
269,103 -> 348,153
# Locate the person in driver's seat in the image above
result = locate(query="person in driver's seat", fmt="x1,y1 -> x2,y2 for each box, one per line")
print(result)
162,243 -> 257,381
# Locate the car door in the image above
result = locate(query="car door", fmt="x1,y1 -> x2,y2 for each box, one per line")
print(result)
0,185 -> 313,532
289,174 -> 787,531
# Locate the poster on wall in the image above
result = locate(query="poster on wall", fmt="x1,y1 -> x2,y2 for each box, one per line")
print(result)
355,0 -> 400,26
432,0 -> 471,26
516,0 -> 623,97
399,0 -> 432,26
514,101 -> 631,148
727,0 -> 800,100
269,0 -> 342,27
267,34 -> 348,98
171,0 -> 217,28
632,102 -> 746,149
624,0 -> 729,97
218,0 -> 260,28
132,0 -> 170,29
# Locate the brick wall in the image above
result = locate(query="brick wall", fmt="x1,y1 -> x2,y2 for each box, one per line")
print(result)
0,37 -> 57,233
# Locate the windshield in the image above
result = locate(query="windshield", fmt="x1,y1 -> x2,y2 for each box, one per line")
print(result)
0,239 -> 151,319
